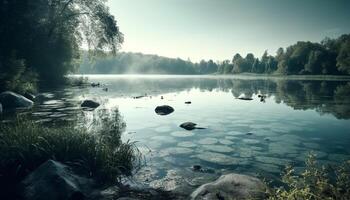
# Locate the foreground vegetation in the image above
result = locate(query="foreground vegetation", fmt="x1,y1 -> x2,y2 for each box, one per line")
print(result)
266,153 -> 350,200
0,109 -> 140,198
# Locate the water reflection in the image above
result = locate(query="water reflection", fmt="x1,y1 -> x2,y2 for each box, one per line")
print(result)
1,76 -> 350,189
82,76 -> 350,119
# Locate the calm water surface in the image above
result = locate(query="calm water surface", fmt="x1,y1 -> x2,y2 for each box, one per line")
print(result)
3,75 -> 350,193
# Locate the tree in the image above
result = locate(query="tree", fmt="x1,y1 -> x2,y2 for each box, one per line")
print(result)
336,41 -> 350,74
232,53 -> 244,73
251,58 -> 260,73
276,48 -> 284,62
0,0 -> 123,91
222,60 -> 233,74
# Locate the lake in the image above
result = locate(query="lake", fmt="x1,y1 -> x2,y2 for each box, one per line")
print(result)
3,75 -> 350,193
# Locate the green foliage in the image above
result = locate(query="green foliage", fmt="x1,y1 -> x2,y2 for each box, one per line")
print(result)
266,153 -> 350,200
218,34 -> 350,75
336,41 -> 350,74
0,53 -> 37,94
0,109 -> 140,189
0,0 -> 123,92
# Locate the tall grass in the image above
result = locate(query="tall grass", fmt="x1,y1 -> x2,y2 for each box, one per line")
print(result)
0,108 -> 141,196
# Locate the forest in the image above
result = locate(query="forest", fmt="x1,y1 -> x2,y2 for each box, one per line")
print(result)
79,51 -> 218,74
218,34 -> 350,75
78,34 -> 350,76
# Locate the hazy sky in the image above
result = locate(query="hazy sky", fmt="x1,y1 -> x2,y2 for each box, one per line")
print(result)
107,0 -> 350,62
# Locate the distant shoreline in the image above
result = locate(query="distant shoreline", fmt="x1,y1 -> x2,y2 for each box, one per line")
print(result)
70,73 -> 350,81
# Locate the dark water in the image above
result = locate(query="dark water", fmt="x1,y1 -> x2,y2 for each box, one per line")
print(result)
2,75 -> 350,193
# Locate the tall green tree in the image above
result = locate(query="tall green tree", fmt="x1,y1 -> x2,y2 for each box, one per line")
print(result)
336,41 -> 350,74
0,0 -> 123,92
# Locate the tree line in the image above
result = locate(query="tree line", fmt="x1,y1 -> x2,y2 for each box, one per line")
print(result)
218,34 -> 350,75
0,0 -> 122,93
79,34 -> 350,76
79,51 -> 219,75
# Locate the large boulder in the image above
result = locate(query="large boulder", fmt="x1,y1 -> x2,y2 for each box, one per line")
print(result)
155,105 -> 174,115
0,91 -> 34,109
81,100 -> 100,109
191,173 -> 266,200
20,160 -> 95,200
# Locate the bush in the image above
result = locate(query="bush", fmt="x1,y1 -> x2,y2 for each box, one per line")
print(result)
266,153 -> 350,200
0,109 -> 141,194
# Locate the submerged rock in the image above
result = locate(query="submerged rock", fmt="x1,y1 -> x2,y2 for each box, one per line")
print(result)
179,122 -> 205,131
0,91 -> 34,109
155,105 -> 174,115
202,145 -> 234,153
81,100 -> 100,109
20,160 -> 95,200
171,131 -> 195,137
195,152 -> 239,165
197,138 -> 218,145
177,141 -> 197,148
191,165 -> 215,174
191,173 -> 266,200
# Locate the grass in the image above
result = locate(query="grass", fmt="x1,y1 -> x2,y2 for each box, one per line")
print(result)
265,153 -> 350,200
0,109 -> 141,197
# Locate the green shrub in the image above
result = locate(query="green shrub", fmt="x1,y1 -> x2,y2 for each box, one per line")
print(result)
0,109 -> 141,188
266,153 -> 350,200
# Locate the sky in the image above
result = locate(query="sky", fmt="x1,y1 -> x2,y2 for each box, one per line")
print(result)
107,0 -> 350,62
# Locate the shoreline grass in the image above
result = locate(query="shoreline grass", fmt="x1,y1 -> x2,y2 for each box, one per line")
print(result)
0,109 -> 141,197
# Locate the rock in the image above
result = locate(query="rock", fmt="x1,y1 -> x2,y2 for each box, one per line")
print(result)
91,82 -> 100,87
20,160 -> 95,200
24,92 -> 36,101
195,152 -> 239,165
246,132 -> 253,136
191,165 -> 215,174
0,102 -> 2,114
81,100 -> 100,109
98,186 -> 120,200
0,91 -> 34,109
179,122 -> 205,131
185,101 -> 192,104
192,165 -> 202,172
133,95 -> 146,99
155,105 -> 174,115
237,97 -> 253,101
191,173 -> 266,200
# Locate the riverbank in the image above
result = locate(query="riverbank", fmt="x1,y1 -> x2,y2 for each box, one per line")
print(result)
71,73 -> 350,81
